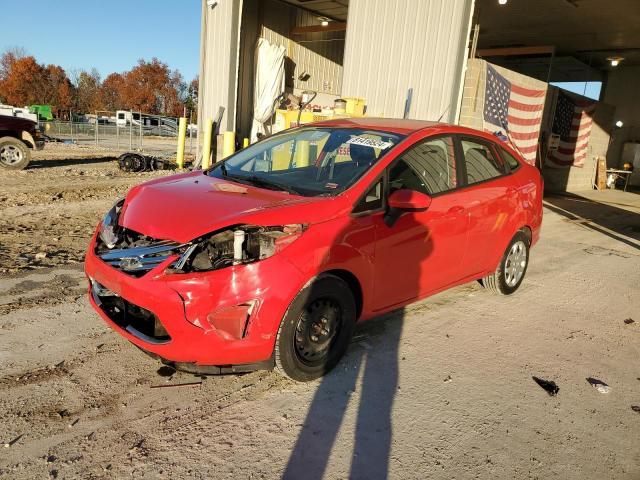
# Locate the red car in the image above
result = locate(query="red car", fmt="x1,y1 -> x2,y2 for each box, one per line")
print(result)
85,119 -> 542,381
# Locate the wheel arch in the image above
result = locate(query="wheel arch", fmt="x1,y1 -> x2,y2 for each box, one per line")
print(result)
20,131 -> 36,149
0,132 -> 31,148
489,223 -> 533,273
321,269 -> 363,320
0,130 -> 21,141
519,224 -> 532,245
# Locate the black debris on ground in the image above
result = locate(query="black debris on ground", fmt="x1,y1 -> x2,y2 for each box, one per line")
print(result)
586,377 -> 611,394
532,376 -> 559,396
3,434 -> 23,448
623,318 -> 635,325
156,365 -> 176,377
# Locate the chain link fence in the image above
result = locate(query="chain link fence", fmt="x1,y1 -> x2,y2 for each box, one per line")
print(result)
39,117 -> 196,155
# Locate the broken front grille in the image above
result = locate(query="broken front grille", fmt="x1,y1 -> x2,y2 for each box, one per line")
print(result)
95,227 -> 189,276
98,240 -> 186,276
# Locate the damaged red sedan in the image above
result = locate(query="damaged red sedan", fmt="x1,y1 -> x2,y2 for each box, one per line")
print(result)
85,118 -> 542,381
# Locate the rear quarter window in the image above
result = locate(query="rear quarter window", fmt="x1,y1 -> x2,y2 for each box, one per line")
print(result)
501,147 -> 522,172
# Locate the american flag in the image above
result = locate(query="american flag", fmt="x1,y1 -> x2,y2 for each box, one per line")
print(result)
483,64 -> 546,165
548,91 -> 595,167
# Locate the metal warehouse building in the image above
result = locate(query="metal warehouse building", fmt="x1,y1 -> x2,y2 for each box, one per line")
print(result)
197,0 -> 640,192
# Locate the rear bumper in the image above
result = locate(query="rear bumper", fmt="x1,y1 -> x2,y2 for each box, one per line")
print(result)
84,233 -> 306,367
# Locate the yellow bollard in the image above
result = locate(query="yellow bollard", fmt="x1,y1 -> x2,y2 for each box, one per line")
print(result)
222,131 -> 236,159
243,137 -> 249,148
176,117 -> 187,169
201,118 -> 213,169
294,140 -> 310,167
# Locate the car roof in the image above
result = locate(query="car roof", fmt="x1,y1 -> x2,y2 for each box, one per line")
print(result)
298,117 -> 520,155
309,117 -> 443,135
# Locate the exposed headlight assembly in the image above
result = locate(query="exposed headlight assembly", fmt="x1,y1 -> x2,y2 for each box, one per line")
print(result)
169,224 -> 306,274
99,199 -> 124,249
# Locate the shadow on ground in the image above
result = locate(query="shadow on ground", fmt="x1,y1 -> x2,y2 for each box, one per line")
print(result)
27,157 -> 117,169
283,308 -> 407,480
544,192 -> 640,250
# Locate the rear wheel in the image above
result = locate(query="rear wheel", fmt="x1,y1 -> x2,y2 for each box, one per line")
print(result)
481,231 -> 529,295
0,137 -> 31,170
275,274 -> 356,382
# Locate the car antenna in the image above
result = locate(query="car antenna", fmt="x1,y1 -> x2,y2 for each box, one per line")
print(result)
437,105 -> 450,123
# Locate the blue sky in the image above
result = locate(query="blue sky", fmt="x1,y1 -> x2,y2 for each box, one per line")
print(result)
0,0 -> 201,81
551,81 -> 602,101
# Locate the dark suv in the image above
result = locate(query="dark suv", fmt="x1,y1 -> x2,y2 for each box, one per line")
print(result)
0,114 -> 44,170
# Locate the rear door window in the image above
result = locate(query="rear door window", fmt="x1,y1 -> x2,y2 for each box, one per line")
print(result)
460,138 -> 505,185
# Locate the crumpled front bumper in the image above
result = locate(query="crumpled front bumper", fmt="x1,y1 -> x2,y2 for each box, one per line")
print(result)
84,232 -> 306,367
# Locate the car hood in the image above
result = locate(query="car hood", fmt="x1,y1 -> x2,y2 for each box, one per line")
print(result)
118,171 -> 345,243
0,114 -> 37,130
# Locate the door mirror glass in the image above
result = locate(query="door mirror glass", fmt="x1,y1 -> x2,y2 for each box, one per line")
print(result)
388,189 -> 432,211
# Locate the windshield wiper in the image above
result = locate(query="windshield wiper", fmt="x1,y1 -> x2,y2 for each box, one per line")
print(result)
225,174 -> 301,195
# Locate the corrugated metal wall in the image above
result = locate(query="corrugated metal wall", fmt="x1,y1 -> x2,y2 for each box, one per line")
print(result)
197,0 -> 242,140
342,0 -> 474,123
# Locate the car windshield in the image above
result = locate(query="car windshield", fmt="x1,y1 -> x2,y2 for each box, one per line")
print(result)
208,127 -> 403,196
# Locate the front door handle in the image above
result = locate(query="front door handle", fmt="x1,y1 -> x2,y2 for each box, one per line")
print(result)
448,206 -> 465,215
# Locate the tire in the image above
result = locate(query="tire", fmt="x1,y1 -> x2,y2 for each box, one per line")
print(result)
0,136 -> 31,170
275,274 -> 356,382
481,231 -> 530,295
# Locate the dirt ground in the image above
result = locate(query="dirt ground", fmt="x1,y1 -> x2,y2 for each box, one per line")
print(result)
0,144 -> 639,479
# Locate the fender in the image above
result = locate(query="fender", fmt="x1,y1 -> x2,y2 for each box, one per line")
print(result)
280,218 -> 375,319
21,130 -> 36,148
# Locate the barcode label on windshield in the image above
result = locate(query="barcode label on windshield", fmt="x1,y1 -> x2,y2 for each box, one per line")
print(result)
346,136 -> 393,150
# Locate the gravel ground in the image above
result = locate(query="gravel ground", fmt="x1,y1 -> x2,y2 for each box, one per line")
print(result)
0,145 -> 638,479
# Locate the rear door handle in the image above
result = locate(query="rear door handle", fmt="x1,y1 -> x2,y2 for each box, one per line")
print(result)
506,187 -> 517,195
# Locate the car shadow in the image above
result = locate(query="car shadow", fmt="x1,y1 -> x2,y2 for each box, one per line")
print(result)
543,193 -> 640,250
283,215 -> 434,479
27,157 -> 117,169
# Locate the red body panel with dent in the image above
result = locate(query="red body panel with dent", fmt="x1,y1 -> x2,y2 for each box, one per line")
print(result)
84,119 -> 543,367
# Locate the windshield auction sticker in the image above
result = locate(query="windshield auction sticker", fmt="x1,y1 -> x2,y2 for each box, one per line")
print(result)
346,136 -> 393,150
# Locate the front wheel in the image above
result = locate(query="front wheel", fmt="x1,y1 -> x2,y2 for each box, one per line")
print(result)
481,231 -> 530,295
0,137 -> 31,170
275,274 -> 356,382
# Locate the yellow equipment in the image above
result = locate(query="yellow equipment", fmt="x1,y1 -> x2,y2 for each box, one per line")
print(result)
222,131 -> 236,159
344,97 -> 366,116
176,117 -> 187,169
201,118 -> 213,169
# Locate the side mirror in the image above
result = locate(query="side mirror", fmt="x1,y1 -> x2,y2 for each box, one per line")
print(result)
385,189 -> 432,227
388,189 -> 432,211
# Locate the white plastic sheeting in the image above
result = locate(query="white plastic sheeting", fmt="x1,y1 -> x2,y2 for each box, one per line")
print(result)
251,38 -> 286,142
